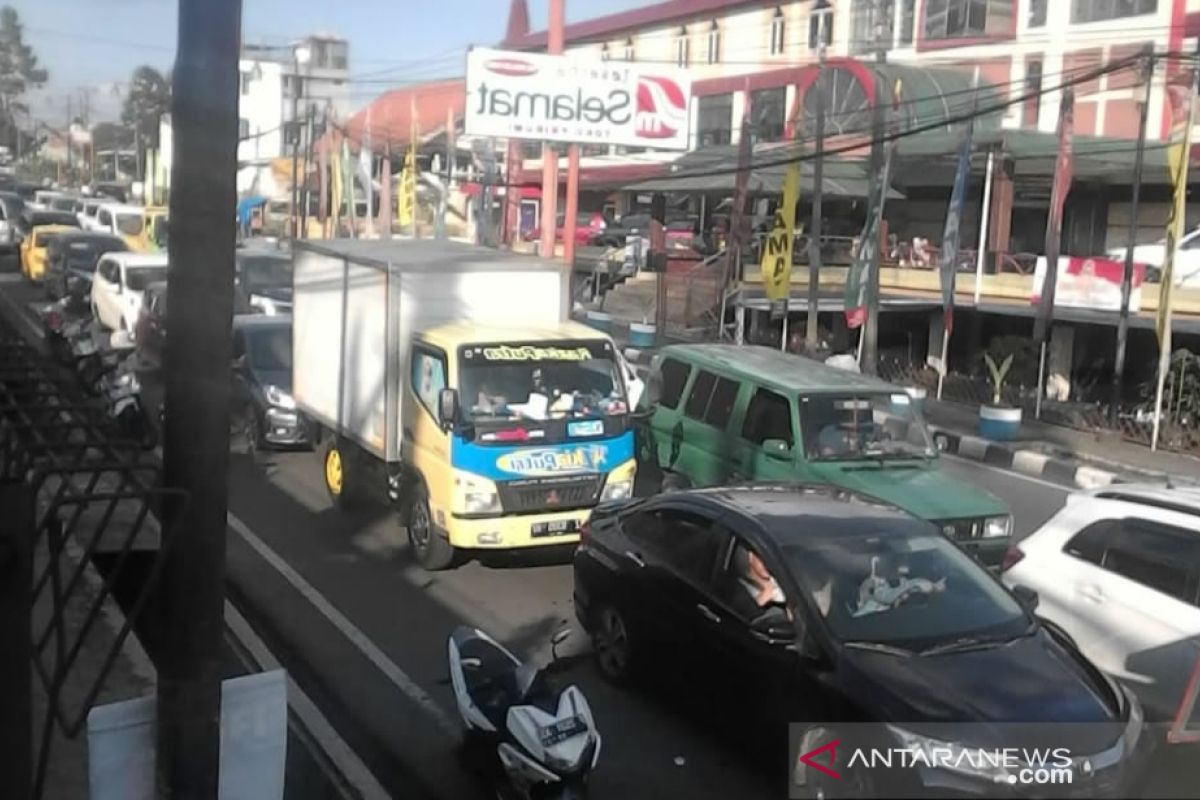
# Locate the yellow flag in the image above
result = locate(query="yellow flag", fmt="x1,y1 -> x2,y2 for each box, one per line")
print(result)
398,151 -> 415,227
1160,72 -> 1194,346
760,158 -> 801,306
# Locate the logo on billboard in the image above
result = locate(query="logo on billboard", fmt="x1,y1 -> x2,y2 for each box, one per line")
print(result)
484,57 -> 538,77
495,445 -> 608,477
636,76 -> 688,140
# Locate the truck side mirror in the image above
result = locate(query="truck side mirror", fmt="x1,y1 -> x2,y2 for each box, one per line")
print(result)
438,388 -> 460,431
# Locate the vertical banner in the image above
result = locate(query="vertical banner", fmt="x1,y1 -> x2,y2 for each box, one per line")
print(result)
1033,89 -> 1075,344
845,81 -> 902,328
342,136 -> 357,235
939,114 -> 975,335
378,143 -> 392,235
317,138 -> 329,236
760,155 -> 801,319
1152,66 -> 1196,449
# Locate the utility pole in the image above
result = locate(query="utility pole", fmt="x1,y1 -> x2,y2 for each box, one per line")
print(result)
861,1 -> 889,375
539,0 -> 565,259
301,104 -> 316,238
157,0 -> 241,797
66,94 -> 74,182
290,56 -> 302,240
806,43 -> 827,351
1112,48 -> 1154,426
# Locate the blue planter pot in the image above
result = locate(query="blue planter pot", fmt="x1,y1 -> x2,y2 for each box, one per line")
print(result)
629,322 -> 656,348
585,310 -> 613,332
978,404 -> 1022,441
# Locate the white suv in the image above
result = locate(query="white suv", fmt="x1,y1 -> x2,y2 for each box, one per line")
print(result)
1003,484 -> 1200,727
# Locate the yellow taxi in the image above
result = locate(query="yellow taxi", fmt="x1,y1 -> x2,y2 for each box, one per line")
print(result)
20,224 -> 77,282
139,206 -> 169,252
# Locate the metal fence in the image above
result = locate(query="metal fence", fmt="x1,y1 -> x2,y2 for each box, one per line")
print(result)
0,323 -> 183,800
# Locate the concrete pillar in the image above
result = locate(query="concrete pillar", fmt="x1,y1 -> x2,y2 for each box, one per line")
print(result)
987,158 -> 1015,272
730,91 -> 747,144
1047,325 -> 1075,402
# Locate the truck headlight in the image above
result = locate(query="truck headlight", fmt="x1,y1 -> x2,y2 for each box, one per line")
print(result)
983,515 -> 1012,539
455,474 -> 500,515
600,479 -> 632,502
264,384 -> 296,410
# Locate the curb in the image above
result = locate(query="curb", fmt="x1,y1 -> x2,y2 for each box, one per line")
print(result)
929,426 -> 1124,490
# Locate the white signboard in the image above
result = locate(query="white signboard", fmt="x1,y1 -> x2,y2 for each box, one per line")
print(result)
465,47 -> 692,151
87,670 -> 288,800
1032,255 -> 1146,312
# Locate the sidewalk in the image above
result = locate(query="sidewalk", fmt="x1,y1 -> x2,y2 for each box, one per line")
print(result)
606,327 -> 1196,491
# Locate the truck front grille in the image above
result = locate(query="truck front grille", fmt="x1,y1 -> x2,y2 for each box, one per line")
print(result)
497,475 -> 603,513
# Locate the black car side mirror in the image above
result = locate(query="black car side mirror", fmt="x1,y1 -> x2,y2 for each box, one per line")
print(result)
750,611 -> 796,645
438,387 -> 460,431
1012,585 -> 1039,612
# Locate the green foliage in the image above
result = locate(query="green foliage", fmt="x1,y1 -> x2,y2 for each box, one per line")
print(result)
121,65 -> 171,149
983,352 -> 1014,405
0,6 -> 48,148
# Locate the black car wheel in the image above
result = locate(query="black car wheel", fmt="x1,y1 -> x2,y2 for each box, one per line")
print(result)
406,484 -> 456,570
244,411 -> 265,462
592,603 -> 637,684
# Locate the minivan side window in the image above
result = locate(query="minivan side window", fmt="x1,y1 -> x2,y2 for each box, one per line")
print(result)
658,358 -> 690,409
703,377 -> 739,428
1065,518 -> 1200,606
742,388 -> 794,447
684,370 -> 717,419
98,209 -> 111,226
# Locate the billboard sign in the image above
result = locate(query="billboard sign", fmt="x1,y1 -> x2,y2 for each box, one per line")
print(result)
1032,256 -> 1146,312
465,47 -> 692,150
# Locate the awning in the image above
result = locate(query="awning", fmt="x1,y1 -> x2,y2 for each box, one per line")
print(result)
624,142 -> 902,199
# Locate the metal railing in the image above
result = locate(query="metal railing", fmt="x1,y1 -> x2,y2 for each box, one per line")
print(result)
0,324 -> 185,800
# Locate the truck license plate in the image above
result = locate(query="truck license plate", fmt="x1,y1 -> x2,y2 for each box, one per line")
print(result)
531,519 -> 580,538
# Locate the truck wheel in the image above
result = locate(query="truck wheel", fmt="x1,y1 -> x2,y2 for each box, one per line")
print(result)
322,438 -> 360,510
407,485 -> 456,570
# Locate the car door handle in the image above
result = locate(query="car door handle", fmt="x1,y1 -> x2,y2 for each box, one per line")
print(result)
623,550 -> 645,568
1079,584 -> 1104,603
696,603 -> 721,623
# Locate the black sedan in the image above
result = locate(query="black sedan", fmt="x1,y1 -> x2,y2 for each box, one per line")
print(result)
574,485 -> 1149,798
231,314 -> 310,454
44,231 -> 128,300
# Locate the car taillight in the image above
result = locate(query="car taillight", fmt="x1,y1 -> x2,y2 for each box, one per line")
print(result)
1000,545 -> 1025,573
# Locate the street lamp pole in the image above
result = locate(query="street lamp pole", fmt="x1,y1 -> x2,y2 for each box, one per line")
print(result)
290,45 -> 311,240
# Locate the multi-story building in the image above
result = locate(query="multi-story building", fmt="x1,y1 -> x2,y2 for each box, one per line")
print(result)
237,34 -> 351,195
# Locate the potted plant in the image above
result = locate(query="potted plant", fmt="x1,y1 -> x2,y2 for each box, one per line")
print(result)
628,291 -> 657,348
979,350 -> 1022,440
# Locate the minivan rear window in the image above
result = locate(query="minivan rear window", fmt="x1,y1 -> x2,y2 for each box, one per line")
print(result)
658,358 -> 690,408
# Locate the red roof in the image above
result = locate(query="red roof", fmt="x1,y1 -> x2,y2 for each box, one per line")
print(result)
503,0 -> 773,50
343,78 -> 465,151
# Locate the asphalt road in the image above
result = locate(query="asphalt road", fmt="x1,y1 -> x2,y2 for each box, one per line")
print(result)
0,268 -> 1172,800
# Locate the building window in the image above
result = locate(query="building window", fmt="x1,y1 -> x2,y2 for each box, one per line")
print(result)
923,0 -> 1014,41
1071,0 -> 1156,23
900,0 -> 916,43
809,2 -> 834,50
1023,59 -> 1043,127
706,21 -> 721,64
770,7 -> 786,56
851,0 -> 893,55
600,42 -> 610,61
623,37 -> 635,61
675,26 -> 690,67
751,87 -> 787,142
240,71 -> 252,95
238,118 -> 250,139
1028,0 -> 1048,26
697,93 -> 733,146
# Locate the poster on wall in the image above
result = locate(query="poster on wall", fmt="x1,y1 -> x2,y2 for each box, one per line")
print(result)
1031,256 -> 1146,312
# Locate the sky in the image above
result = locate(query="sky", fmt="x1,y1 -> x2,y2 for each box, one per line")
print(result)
22,0 -> 652,124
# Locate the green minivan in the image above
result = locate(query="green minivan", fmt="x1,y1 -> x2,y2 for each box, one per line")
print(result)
639,344 -> 1012,565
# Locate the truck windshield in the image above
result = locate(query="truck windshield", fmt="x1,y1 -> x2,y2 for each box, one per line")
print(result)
799,393 -> 936,461
459,341 -> 627,422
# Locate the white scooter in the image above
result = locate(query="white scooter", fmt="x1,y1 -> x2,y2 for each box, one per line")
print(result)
448,626 -> 600,799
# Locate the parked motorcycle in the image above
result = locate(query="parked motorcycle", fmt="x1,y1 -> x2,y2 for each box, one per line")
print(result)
448,627 -> 599,800
40,292 -> 92,364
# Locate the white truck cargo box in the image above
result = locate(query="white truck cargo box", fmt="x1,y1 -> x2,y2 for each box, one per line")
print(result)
292,239 -> 572,461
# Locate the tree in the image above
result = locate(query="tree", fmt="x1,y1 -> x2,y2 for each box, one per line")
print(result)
121,65 -> 171,149
0,6 -> 48,149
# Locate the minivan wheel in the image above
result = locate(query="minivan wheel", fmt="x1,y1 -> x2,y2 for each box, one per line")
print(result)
406,485 -> 455,570
592,603 -> 637,684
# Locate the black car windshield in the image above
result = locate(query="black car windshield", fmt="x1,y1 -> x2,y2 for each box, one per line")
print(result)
458,341 -> 627,421
248,326 -> 292,372
783,527 -> 1027,648
125,266 -> 166,291
800,393 -> 936,461
239,256 -> 291,292
67,240 -> 124,271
